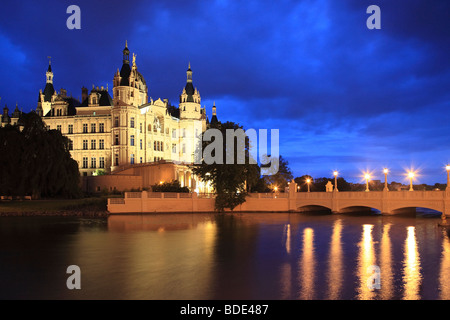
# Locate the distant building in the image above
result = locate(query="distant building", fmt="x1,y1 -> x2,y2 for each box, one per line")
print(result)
1,42 -> 219,192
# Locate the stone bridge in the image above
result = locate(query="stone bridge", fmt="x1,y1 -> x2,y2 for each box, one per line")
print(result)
108,182 -> 450,216
294,189 -> 450,215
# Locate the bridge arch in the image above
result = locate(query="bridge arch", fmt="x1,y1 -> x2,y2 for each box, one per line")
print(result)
339,205 -> 381,215
297,204 -> 332,213
390,206 -> 443,216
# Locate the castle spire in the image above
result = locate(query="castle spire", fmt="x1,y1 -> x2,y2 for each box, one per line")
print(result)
186,62 -> 192,83
123,40 -> 130,64
46,57 -> 53,84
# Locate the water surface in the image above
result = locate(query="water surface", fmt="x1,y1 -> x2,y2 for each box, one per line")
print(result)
0,212 -> 448,299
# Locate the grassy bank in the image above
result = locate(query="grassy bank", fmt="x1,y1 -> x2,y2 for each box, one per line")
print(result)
0,197 -> 109,217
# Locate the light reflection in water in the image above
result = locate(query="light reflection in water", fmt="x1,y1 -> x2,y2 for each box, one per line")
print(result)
285,224 -> 291,254
380,223 -> 393,300
299,228 -> 315,299
439,230 -> 450,300
357,224 -> 376,300
403,226 -> 422,300
327,219 -> 343,300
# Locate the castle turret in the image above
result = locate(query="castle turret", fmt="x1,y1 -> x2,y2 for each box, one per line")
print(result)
179,63 -> 201,120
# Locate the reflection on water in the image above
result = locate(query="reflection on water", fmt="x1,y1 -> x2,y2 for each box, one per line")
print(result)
440,230 -> 450,299
327,220 -> 343,300
380,223 -> 393,300
403,226 -> 422,300
299,228 -> 315,300
0,213 -> 449,299
357,224 -> 376,300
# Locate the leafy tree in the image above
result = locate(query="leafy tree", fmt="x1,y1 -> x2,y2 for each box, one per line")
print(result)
192,121 -> 260,212
262,155 -> 293,192
0,112 -> 80,198
294,175 -> 313,192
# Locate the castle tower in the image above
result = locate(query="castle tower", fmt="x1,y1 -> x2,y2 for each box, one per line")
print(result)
210,101 -> 219,126
111,41 -> 148,170
179,63 -> 201,120
113,41 -> 148,107
38,58 -> 56,116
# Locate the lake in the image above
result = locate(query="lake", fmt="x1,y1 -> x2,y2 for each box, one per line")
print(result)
0,211 -> 449,300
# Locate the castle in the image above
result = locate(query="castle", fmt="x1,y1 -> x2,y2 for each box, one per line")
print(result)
1,42 -> 219,192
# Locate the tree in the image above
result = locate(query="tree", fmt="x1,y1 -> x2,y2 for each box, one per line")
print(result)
0,112 -> 81,198
262,155 -> 293,192
192,121 -> 260,212
294,175 -> 313,192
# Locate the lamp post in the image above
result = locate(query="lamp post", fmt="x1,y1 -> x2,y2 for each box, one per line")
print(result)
306,178 -> 311,193
333,171 -> 338,192
446,165 -> 450,190
383,168 -> 389,191
365,174 -> 370,192
408,172 -> 415,191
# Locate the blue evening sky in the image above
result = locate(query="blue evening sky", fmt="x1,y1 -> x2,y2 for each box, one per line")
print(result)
0,0 -> 449,184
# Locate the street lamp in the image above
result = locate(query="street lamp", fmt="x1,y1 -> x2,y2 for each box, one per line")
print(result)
306,178 -> 311,193
383,168 -> 389,191
364,174 -> 371,192
446,165 -> 450,190
274,186 -> 278,193
333,171 -> 338,192
408,172 -> 415,191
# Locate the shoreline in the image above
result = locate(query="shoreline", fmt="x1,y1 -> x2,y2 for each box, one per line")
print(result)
0,210 -> 109,218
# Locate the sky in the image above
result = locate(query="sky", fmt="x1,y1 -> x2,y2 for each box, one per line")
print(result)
0,0 -> 449,184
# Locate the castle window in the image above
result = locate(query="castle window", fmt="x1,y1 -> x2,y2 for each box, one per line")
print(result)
182,144 -> 186,154
172,144 -> 176,153
83,123 -> 88,133
99,157 -> 105,169
82,157 -> 88,169
140,157 -> 143,164
83,140 -> 88,150
115,134 -> 119,145
68,124 -> 73,134
154,141 -> 156,151
114,117 -> 119,127
130,135 -> 135,146
91,140 -> 96,150
99,139 -> 104,150
99,123 -> 104,133
140,123 -> 142,133
115,155 -> 119,166
140,139 -> 143,150
172,129 -> 177,138
56,125 -> 61,131
130,117 -> 135,128
91,157 -> 96,168
91,123 -> 96,133
131,154 -> 135,165
68,140 -> 73,151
